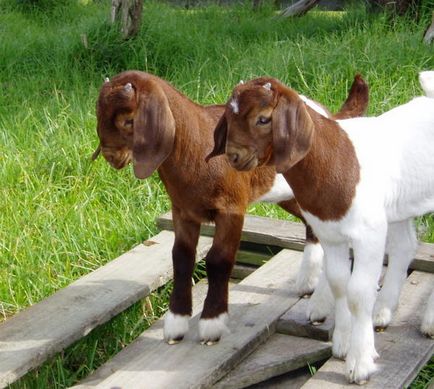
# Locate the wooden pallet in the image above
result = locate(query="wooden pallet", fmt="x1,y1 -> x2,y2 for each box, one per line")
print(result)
0,213 -> 432,388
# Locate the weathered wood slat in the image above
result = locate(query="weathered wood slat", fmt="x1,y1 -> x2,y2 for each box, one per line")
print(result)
301,271 -> 434,388
156,212 -> 434,273
0,231 -> 213,389
213,333 -> 331,389
157,211 -> 306,251
277,297 -> 333,341
72,249 -> 304,389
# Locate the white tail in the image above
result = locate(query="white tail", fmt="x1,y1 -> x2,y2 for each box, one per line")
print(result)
419,71 -> 434,98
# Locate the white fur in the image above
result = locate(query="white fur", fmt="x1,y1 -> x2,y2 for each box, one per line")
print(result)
199,313 -> 229,344
257,173 -> 294,203
296,242 -> 324,296
300,95 -> 329,117
298,75 -> 434,383
419,71 -> 434,98
307,269 -> 335,322
421,289 -> 434,337
230,98 -> 239,114
164,311 -> 190,343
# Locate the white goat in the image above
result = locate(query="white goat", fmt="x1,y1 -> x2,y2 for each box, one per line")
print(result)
212,71 -> 434,383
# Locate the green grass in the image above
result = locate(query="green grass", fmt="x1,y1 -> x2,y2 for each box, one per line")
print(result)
1,0 -> 433,387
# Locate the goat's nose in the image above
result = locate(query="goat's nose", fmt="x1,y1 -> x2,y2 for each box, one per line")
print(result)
228,152 -> 239,164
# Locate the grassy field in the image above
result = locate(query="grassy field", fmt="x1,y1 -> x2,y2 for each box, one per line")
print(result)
1,0 -> 433,387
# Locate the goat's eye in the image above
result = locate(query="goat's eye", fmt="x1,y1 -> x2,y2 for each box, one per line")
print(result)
257,116 -> 271,125
124,119 -> 133,127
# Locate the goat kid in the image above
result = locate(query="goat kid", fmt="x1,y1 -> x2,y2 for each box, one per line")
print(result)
93,71 -> 368,345
208,72 -> 434,383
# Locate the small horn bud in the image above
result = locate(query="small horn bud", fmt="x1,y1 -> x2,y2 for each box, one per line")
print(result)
239,80 -> 244,85
263,82 -> 272,91
124,82 -> 133,93
104,77 -> 110,83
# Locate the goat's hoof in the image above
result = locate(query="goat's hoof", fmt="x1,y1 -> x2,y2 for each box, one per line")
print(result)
164,311 -> 190,344
372,306 -> 392,330
199,313 -> 229,344
332,329 -> 350,360
421,314 -> 434,338
200,338 -> 220,346
167,336 -> 184,345
346,353 -> 377,385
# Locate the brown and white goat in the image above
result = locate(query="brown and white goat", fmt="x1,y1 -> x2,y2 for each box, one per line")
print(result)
208,73 -> 434,383
93,71 -> 368,345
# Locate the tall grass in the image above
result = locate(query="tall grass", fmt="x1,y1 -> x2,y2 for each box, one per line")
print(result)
1,0 -> 433,387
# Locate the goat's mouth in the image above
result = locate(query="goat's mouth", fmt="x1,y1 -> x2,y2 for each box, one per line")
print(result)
231,154 -> 258,171
105,153 -> 132,170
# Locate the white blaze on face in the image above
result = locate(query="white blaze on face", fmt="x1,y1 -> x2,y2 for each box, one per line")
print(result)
230,98 -> 239,114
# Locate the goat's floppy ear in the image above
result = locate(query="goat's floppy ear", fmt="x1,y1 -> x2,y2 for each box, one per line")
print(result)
205,114 -> 228,162
132,86 -> 175,179
272,95 -> 314,173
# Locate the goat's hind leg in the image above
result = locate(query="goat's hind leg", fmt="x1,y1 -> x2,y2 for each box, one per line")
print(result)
199,211 -> 244,345
373,219 -> 417,330
164,209 -> 201,344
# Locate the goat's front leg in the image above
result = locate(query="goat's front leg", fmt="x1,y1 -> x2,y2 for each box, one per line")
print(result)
373,219 -> 417,329
323,242 -> 352,359
279,200 -> 324,296
346,228 -> 387,384
199,211 -> 244,345
164,208 -> 201,344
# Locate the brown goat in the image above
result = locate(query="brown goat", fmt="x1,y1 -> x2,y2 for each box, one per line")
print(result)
94,71 -> 368,344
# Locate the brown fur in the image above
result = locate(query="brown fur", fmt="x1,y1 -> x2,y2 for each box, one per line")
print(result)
95,71 -> 367,341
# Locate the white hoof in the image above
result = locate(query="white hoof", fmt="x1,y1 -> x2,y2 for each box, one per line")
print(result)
307,275 -> 334,323
332,327 -> 350,360
346,351 -> 378,384
421,290 -> 434,338
296,242 -> 324,296
199,313 -> 229,344
421,310 -> 434,338
373,305 -> 392,330
164,311 -> 190,344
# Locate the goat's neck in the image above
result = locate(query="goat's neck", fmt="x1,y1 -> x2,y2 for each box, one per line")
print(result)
157,82 -> 217,184
283,113 -> 360,221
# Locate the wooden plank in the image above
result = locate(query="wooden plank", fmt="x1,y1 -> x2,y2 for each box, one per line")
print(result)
156,212 -> 434,273
301,271 -> 434,388
277,297 -> 333,341
213,333 -> 331,389
0,231 -> 213,389
72,249 -> 304,389
157,211 -> 306,251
